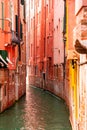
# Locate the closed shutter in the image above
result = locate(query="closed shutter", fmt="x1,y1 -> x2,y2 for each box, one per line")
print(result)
1,2 -> 4,30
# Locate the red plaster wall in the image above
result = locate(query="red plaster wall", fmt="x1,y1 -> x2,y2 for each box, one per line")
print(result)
67,0 -> 76,50
54,0 -> 64,65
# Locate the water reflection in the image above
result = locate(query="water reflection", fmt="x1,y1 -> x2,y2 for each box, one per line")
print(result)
0,86 -> 72,130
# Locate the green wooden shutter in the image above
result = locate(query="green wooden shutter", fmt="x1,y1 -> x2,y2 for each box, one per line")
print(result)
1,2 -> 4,30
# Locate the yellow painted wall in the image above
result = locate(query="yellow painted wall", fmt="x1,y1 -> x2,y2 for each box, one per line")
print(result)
69,60 -> 78,120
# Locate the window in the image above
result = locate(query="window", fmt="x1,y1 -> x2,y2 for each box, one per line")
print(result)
44,38 -> 45,57
54,65 -> 58,78
20,23 -> 22,39
23,1 -> 26,20
63,2 -> 66,34
15,15 -> 18,34
1,2 -> 4,30
52,0 -> 53,8
31,19 -> 33,29
4,85 -> 6,96
49,0 -> 52,13
39,12 -> 41,23
9,2 -> 12,30
37,0 -> 39,7
37,13 -> 40,24
46,4 -> 48,17
10,2 -> 12,19
37,13 -> 39,24
21,0 -> 24,5
31,44 -> 32,57
31,0 -> 33,9
0,84 -> 2,101
49,22 -> 51,34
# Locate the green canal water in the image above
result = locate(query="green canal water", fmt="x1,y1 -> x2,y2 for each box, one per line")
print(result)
0,86 -> 72,130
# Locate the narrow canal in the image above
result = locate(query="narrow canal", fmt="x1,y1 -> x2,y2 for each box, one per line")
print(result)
0,86 -> 72,130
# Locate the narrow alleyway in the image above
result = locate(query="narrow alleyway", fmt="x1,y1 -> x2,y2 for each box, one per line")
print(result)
0,86 -> 71,130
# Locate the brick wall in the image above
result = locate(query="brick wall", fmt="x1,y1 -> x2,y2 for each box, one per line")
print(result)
0,69 -> 9,113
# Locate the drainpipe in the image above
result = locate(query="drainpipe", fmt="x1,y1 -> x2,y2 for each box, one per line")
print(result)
45,0 -> 46,58
42,0 -> 47,90
18,0 -> 21,61
34,0 -> 36,75
63,0 -> 66,85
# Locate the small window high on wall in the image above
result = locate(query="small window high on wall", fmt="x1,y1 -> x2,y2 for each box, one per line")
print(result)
31,0 -> 33,9
21,0 -> 24,5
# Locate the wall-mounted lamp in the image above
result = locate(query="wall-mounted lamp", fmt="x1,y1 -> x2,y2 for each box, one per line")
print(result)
71,59 -> 76,69
63,33 -> 67,42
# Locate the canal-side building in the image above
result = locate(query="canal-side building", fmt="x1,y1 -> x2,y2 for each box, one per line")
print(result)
28,0 -> 69,126
27,0 -> 87,130
40,0 -> 54,90
28,0 -> 54,89
66,0 -> 79,130
28,0 -> 67,103
53,0 -> 65,98
28,0 -> 36,84
65,0 -> 87,130
28,0 -> 68,116
73,0 -> 87,130
0,0 -> 26,113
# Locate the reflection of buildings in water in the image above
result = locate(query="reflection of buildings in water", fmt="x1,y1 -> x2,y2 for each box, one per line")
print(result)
21,86 -> 71,130
23,87 -> 45,130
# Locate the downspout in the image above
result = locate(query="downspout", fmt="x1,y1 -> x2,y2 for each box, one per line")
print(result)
42,0 -> 47,90
34,0 -> 35,74
63,0 -> 66,85
18,0 -> 21,61
44,0 -> 47,88
45,0 -> 46,58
